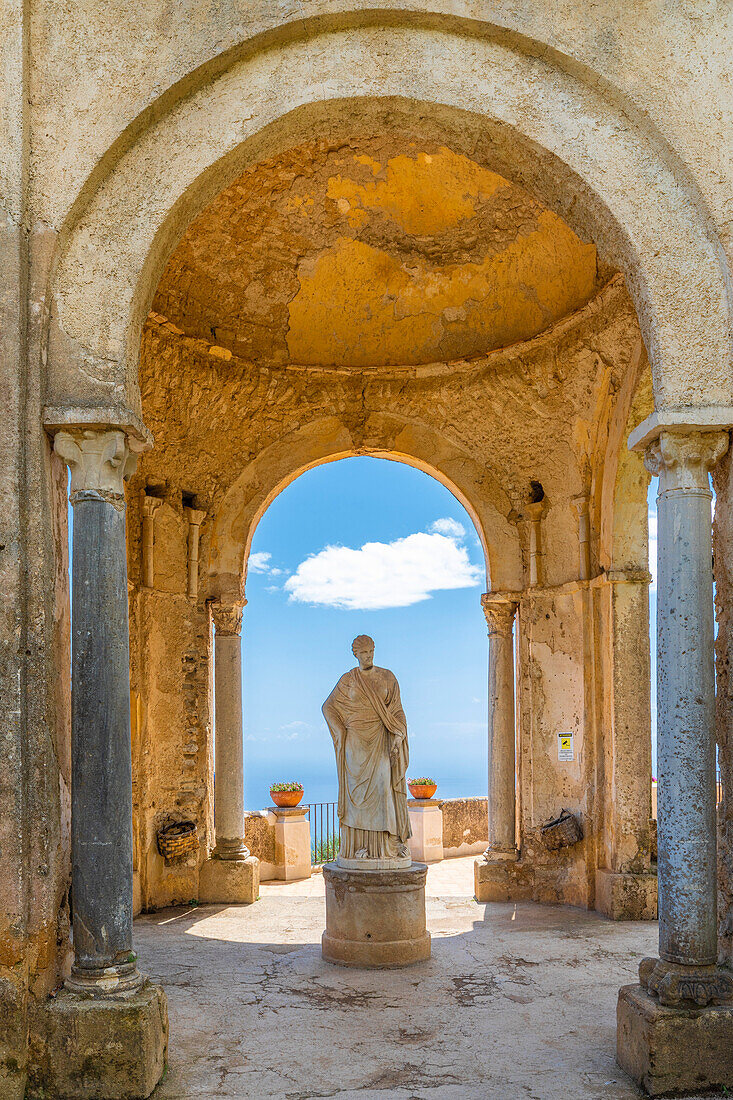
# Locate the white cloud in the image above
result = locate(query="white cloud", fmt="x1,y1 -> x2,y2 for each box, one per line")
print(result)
430,517 -> 466,539
249,551 -> 273,573
284,528 -> 483,610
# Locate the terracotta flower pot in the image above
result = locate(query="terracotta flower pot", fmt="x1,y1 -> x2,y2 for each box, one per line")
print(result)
270,789 -> 304,808
408,782 -> 437,800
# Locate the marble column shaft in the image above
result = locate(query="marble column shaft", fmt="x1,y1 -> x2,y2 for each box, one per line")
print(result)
646,429 -> 728,967
482,595 -> 519,857
212,601 -> 249,859
54,428 -> 143,995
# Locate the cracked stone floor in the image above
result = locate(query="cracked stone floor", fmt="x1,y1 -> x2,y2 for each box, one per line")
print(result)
135,857 -> 720,1100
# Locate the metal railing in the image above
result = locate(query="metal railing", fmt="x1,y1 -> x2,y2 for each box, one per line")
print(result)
306,802 -> 339,865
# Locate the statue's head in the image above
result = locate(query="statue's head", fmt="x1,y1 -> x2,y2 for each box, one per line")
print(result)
352,634 -> 375,669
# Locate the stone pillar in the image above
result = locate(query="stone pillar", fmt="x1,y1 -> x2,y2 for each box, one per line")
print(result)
408,800 -> 444,863
475,593 -> 525,903
184,507 -> 206,600
643,430 -> 729,983
139,491 -> 161,588
618,428 -> 733,1095
199,599 -> 259,903
211,601 -> 248,859
272,806 -> 312,881
525,501 -> 545,587
481,594 -> 519,861
53,428 -> 143,996
571,495 -> 591,581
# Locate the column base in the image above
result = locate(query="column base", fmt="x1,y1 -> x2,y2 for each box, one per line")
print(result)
212,837 -> 250,860
65,958 -> 144,998
595,868 -> 658,921
474,854 -> 532,902
322,862 -> 430,967
199,854 -> 259,904
617,983 -> 733,1095
28,981 -> 168,1100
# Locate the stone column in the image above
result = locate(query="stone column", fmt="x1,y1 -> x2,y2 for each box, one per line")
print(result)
525,501 -> 545,587
571,495 -> 591,581
53,428 -> 143,996
639,429 -> 731,1001
184,507 -> 206,600
140,491 -> 161,588
481,594 -> 519,861
211,601 -> 248,859
199,599 -> 259,904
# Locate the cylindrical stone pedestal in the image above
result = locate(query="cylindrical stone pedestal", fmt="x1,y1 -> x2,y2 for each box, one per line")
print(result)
322,862 -> 430,967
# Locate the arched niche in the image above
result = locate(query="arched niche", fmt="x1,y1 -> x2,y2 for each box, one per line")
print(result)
44,20 -> 731,419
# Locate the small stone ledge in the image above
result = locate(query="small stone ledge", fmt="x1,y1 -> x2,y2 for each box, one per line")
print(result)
617,983 -> 733,1096
596,868 -> 657,921
28,981 -> 168,1100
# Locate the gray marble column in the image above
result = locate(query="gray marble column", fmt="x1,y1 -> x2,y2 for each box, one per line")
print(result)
54,428 -> 143,996
641,428 -> 733,1005
211,601 -> 249,859
481,594 -> 519,861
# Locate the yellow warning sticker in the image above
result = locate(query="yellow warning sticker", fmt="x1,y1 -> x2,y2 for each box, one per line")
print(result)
558,733 -> 574,761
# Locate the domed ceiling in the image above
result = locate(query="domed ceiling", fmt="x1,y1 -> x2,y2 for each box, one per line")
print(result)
151,139 -> 599,368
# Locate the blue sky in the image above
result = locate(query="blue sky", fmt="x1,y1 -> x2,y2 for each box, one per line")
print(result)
242,457 -> 490,808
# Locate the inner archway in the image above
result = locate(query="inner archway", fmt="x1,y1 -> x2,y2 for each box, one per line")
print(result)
241,455 -> 491,831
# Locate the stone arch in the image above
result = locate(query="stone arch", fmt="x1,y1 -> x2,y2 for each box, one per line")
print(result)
45,18 -> 731,418
207,414 -> 522,603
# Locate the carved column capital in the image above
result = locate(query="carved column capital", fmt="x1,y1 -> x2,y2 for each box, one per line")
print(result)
184,507 -> 206,528
644,429 -> 729,494
571,495 -> 590,518
140,492 -> 163,519
54,428 -> 140,501
481,593 -> 518,636
211,600 -> 246,636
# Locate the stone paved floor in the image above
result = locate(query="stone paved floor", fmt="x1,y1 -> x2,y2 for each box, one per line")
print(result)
136,858 -> 721,1099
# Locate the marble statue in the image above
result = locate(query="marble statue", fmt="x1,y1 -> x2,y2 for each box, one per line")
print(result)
323,635 -> 412,867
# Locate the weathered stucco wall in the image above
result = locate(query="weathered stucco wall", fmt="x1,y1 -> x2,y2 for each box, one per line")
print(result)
441,797 -> 488,857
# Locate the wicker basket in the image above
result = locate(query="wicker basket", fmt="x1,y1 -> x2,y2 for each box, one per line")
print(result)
541,809 -> 583,851
157,820 -> 198,860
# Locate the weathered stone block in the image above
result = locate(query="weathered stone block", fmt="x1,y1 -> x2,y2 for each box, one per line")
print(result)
596,868 -> 658,920
474,855 -> 533,903
28,982 -> 168,1099
322,862 -> 430,967
198,854 -> 259,903
617,983 -> 733,1096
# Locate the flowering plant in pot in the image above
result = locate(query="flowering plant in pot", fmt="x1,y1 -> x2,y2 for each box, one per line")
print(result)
408,777 -> 437,799
270,782 -> 304,808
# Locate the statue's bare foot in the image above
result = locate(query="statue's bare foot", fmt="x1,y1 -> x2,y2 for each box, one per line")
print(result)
397,844 -> 410,859
355,847 -> 369,859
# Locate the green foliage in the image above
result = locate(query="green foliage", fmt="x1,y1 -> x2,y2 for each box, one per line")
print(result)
312,835 -> 339,864
270,782 -> 304,792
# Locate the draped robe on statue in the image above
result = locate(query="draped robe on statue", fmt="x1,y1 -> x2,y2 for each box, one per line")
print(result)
322,665 -> 412,860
